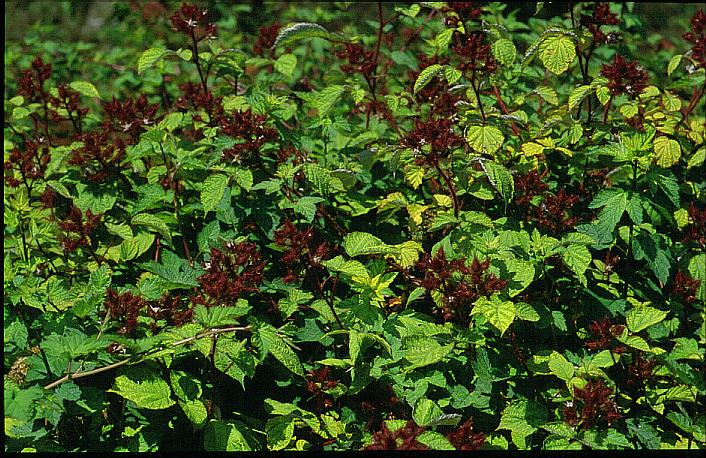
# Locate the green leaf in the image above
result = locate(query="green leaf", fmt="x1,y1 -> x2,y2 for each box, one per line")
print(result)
625,193 -> 643,225
274,53 -> 297,76
444,65 -> 462,85
343,232 -> 389,257
688,254 -> 706,301
667,54 -> 682,76
534,86 -> 559,105
539,34 -> 576,75
180,400 -> 208,429
625,306 -> 668,333
266,415 -> 295,451
413,398 -> 444,427
257,325 -> 304,377
548,353 -> 574,380
497,399 -> 547,449
194,302 -> 250,327
137,47 -> 167,75
568,84 -> 593,111
560,244 -> 591,284
514,302 -> 540,322
321,255 -> 369,279
589,189 -> 627,238
131,213 -> 172,243
653,136 -> 681,168
471,295 -> 516,336
312,85 -> 345,117
293,196 -> 325,223
492,38 -> 516,66
416,431 -> 456,450
687,146 -> 705,169
478,159 -> 514,206
402,336 -> 452,369
108,366 -> 176,410
466,125 -> 505,155
204,420 -> 252,451
273,22 -> 333,48
201,174 -> 229,213
414,64 -> 443,94
69,81 -> 100,99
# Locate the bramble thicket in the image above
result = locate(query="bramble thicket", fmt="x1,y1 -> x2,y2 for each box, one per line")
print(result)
3,1 -> 706,451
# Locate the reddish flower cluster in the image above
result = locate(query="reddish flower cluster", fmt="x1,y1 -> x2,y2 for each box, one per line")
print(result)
306,366 -> 339,412
49,84 -> 89,130
170,2 -> 216,41
147,293 -> 194,327
69,131 -> 126,182
563,379 -> 622,429
600,55 -> 649,98
442,2 -> 483,27
17,56 -> 52,103
683,9 -> 706,68
445,418 -> 486,450
4,140 -> 51,188
273,219 -> 330,283
57,205 -> 102,253
580,3 -> 620,44
403,118 -> 462,167
584,317 -> 627,353
416,249 -> 507,325
175,82 -> 225,129
220,110 -> 278,164
626,352 -> 656,390
671,270 -> 701,305
514,169 -> 549,207
531,189 -> 581,234
682,202 -> 706,248
253,23 -> 281,58
452,32 -> 497,74
104,288 -> 146,335
335,43 -> 376,80
196,242 -> 265,307
102,95 -> 161,142
364,421 -> 429,451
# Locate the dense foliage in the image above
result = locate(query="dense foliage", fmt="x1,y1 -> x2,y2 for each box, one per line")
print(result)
4,1 -> 705,451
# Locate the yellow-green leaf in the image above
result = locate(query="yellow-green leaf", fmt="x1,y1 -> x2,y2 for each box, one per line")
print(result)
653,136 -> 681,168
539,35 -> 575,75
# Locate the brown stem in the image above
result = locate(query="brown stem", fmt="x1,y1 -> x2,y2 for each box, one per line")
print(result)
435,163 -> 460,218
492,85 -> 521,136
676,81 -> 706,129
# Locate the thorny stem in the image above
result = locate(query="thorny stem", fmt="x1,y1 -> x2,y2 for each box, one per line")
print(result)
470,71 -> 486,122
492,85 -> 521,135
43,325 -> 252,390
675,81 -> 706,129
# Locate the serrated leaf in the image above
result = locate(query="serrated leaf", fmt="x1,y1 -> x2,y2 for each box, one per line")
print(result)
560,244 -> 591,284
497,399 -> 547,448
405,165 -> 425,189
625,306 -> 668,333
416,430 -> 456,450
131,213 -> 171,243
514,302 -> 540,322
343,232 -> 389,257
266,415 -> 295,451
478,159 -> 514,206
312,85 -> 345,117
414,64 -> 443,94
258,325 -> 304,377
180,400 -> 208,429
108,366 -> 175,410
534,86 -> 559,105
137,47 -> 167,75
293,196 -> 325,223
568,84 -> 593,111
653,136 -> 681,168
201,174 -> 229,213
466,125 -> 504,155
204,420 -> 252,451
539,34 -> 575,74
590,189 -> 627,238
69,81 -> 100,99
492,38 -> 516,66
273,22 -> 332,48
413,398 -> 444,427
322,255 -> 369,279
403,336 -> 452,369
687,146 -> 705,169
548,353 -> 574,380
471,295 -> 516,335
274,53 -> 297,76
444,65 -> 462,84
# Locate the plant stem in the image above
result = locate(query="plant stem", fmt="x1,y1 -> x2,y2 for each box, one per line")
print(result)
435,163 -> 460,218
